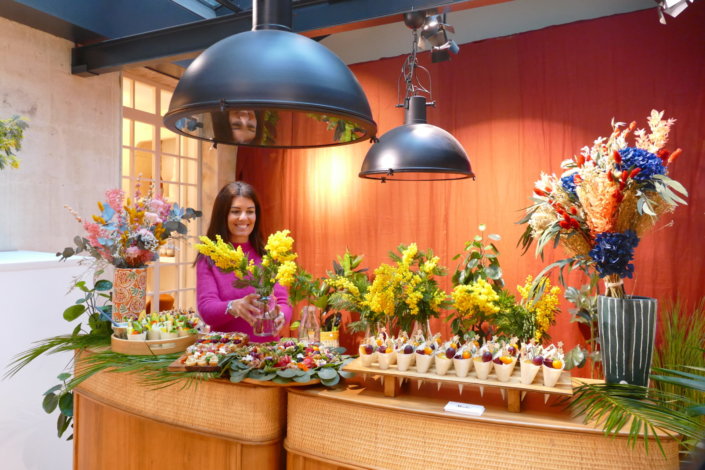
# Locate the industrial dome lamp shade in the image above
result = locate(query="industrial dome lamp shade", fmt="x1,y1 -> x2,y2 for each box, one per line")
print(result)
163,0 -> 376,148
359,96 -> 474,181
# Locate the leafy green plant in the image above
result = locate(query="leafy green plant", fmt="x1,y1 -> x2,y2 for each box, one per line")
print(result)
452,224 -> 504,289
653,299 -> 705,408
42,373 -> 75,440
569,368 -> 705,457
494,290 -> 536,340
564,274 -> 600,376
0,115 -> 29,170
219,342 -> 353,387
5,276 -> 116,440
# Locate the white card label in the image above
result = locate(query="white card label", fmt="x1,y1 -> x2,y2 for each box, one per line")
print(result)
444,401 -> 485,416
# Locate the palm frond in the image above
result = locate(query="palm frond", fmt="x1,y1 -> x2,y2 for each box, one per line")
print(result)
569,382 -> 705,456
4,333 -> 110,379
71,350 -> 214,391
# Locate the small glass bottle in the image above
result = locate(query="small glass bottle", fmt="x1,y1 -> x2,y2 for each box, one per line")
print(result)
299,305 -> 320,344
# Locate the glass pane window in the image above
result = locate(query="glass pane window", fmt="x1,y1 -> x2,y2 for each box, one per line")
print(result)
160,89 -> 173,117
122,77 -> 133,108
134,121 -> 155,151
134,81 -> 156,114
122,75 -> 202,312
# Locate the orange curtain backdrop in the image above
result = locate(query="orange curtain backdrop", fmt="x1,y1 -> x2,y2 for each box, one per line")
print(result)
236,5 -> 705,358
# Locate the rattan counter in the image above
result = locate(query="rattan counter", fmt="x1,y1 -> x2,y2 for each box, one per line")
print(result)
73,368 -> 286,470
284,381 -> 680,470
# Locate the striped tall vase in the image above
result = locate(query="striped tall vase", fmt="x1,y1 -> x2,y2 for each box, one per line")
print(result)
597,295 -> 657,386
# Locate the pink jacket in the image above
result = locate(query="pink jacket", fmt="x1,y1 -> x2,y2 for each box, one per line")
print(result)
196,241 -> 292,342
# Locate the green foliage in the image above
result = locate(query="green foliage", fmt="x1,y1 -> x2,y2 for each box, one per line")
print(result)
569,374 -> 705,457
493,290 -> 535,341
452,225 -> 504,289
0,115 -> 29,170
563,274 -> 601,376
61,275 -> 113,337
306,114 -> 364,143
218,347 -> 353,387
653,299 -> 705,411
42,373 -> 74,440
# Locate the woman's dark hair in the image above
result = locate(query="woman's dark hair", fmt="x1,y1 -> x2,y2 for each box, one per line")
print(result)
204,181 -> 265,256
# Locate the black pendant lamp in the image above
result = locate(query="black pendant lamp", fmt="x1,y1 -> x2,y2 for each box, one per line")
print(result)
359,12 -> 474,182
164,0 -> 376,148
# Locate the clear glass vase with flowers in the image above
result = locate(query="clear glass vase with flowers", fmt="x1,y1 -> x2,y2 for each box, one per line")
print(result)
362,243 -> 450,337
194,229 -> 298,336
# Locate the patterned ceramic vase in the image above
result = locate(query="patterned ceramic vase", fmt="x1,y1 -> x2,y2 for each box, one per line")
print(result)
113,267 -> 147,322
597,295 -> 657,386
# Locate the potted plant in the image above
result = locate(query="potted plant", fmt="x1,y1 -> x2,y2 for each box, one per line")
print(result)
362,243 -> 449,336
518,110 -> 688,385
0,115 -> 29,170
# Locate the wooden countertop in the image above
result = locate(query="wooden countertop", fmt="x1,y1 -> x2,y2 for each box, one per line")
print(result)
288,377 -> 672,438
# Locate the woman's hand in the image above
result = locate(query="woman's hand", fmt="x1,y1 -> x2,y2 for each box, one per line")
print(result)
273,305 -> 286,333
227,293 -> 261,326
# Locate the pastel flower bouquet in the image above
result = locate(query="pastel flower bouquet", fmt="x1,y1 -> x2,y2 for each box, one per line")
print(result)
60,185 -> 201,268
518,110 -> 688,297
194,229 -> 298,298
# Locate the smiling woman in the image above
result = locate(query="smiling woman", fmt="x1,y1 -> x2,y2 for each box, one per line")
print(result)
195,181 -> 293,341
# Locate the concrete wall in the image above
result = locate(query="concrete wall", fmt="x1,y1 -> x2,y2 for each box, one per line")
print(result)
0,16 -> 120,252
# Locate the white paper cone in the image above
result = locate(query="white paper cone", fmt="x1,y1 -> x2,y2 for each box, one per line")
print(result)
417,380 -> 423,390
542,364 -> 564,387
480,386 -> 485,397
458,384 -> 464,395
434,356 -> 452,376
437,382 -> 442,391
360,352 -> 376,368
474,359 -> 492,380
520,361 -> 541,385
415,354 -> 433,374
544,393 -> 549,404
396,353 -> 413,372
397,377 -> 404,386
127,332 -> 146,341
377,353 -> 392,370
521,391 -> 527,401
389,351 -> 397,365
453,358 -> 472,378
493,360 -> 516,382
500,388 -> 506,400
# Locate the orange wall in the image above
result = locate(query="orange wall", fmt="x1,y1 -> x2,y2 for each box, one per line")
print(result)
236,5 -> 705,367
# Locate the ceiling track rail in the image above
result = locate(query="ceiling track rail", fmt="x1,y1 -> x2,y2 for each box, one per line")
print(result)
71,0 -> 505,76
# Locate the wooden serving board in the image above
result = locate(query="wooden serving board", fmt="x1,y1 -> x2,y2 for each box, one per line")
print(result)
167,355 -> 219,372
111,334 -> 198,356
343,357 -> 573,412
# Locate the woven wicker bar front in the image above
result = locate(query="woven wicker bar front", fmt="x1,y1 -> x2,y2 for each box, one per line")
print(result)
73,368 -> 286,470
285,383 -> 680,470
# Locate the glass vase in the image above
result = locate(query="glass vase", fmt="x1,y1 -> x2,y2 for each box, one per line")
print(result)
252,296 -> 278,337
298,305 -> 320,344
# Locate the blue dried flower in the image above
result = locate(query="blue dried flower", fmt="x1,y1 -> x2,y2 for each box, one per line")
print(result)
589,230 -> 640,278
560,173 -> 578,197
618,147 -> 666,181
